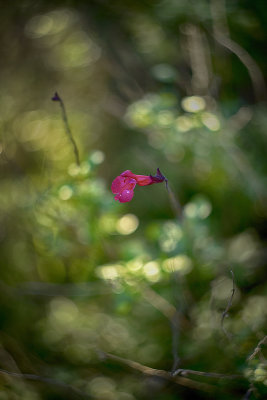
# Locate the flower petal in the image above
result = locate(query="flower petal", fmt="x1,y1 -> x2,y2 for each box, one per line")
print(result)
134,175 -> 153,186
111,176 -> 125,194
115,189 -> 135,203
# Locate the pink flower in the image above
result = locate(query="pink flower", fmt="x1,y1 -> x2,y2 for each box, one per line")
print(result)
111,168 -> 166,203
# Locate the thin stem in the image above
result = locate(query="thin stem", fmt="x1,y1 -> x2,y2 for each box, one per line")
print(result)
221,269 -> 235,340
98,350 -> 214,392
171,311 -> 180,372
247,335 -> 267,362
0,368 -> 89,399
52,92 -> 80,166
165,180 -> 183,222
215,33 -> 266,102
172,368 -> 242,379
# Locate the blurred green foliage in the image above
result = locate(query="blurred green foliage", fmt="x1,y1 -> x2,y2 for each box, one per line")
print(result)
0,1 -> 266,399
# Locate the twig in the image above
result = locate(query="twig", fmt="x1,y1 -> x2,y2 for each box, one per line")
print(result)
210,0 -> 266,102
0,280 -> 110,297
165,180 -> 183,222
247,335 -> 267,362
98,351 -> 214,392
52,92 -> 80,166
141,285 -> 189,373
221,269 -> 235,340
172,368 -> 242,379
213,33 -> 266,102
171,311 -> 180,372
142,285 -> 177,320
181,23 -> 211,95
243,384 -> 255,400
0,368 -> 89,398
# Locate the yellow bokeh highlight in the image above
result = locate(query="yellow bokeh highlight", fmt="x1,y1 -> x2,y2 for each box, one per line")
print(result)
162,255 -> 192,274
176,116 -> 193,132
88,376 -> 116,398
159,221 -> 183,252
184,200 -> 212,219
127,258 -> 143,272
59,185 -> 73,200
25,9 -> 73,38
157,110 -> 175,126
201,112 -> 220,131
91,150 -> 105,164
68,163 -> 81,176
126,100 -> 153,128
96,264 -> 121,280
116,214 -> 139,235
143,261 -> 161,282
181,96 -> 206,113
50,297 -> 79,325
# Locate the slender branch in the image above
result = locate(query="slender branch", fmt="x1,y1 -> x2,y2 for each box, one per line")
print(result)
210,0 -> 266,102
52,92 -> 80,166
98,351 -> 214,392
247,335 -> 267,362
181,23 -> 211,95
172,368 -> 242,379
142,285 -> 177,321
171,311 -> 180,372
243,384 -> 255,400
165,180 -> 183,222
227,106 -> 253,133
0,368 -> 89,399
141,285 -> 189,373
0,280 -> 110,297
221,269 -> 235,340
212,33 -> 266,102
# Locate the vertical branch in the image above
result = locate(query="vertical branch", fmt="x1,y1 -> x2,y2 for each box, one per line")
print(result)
165,180 -> 183,223
221,269 -> 235,340
162,175 -> 183,370
180,23 -> 212,95
171,310 -> 180,373
52,92 -> 80,166
210,0 -> 230,38
247,335 -> 267,362
210,0 -> 266,102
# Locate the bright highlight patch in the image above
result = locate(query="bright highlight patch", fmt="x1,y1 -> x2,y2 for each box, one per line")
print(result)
91,150 -> 105,164
181,96 -> 206,113
59,185 -> 73,200
97,265 -> 121,280
116,214 -> 139,235
143,261 -> 161,282
201,112 -> 220,131
163,255 -> 192,274
176,116 -> 193,132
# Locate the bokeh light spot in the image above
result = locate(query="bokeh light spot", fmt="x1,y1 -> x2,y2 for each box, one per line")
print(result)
143,261 -> 161,282
162,255 -> 192,274
91,150 -> 105,164
116,214 -> 139,235
97,265 -> 121,280
181,96 -> 206,113
176,116 -> 193,132
59,185 -> 73,200
201,112 -> 220,131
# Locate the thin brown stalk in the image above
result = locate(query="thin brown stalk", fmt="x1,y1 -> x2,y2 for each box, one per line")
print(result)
52,92 -> 80,166
165,180 -> 183,222
0,368 -> 89,398
221,269 -> 235,340
98,351 -> 214,392
173,368 -> 242,379
247,335 -> 267,362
